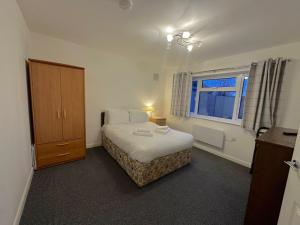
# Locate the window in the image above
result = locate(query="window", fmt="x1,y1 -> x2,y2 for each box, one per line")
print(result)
190,72 -> 249,124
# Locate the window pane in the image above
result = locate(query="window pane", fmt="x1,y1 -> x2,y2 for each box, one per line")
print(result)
202,77 -> 236,88
197,91 -> 236,119
190,80 -> 198,113
238,77 -> 248,119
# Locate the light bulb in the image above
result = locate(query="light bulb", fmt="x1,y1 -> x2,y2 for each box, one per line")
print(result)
166,26 -> 174,33
187,45 -> 193,52
167,34 -> 174,42
182,31 -> 191,38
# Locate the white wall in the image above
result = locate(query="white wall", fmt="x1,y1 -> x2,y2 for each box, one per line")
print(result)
164,42 -> 300,167
0,0 -> 32,224
29,33 -> 167,147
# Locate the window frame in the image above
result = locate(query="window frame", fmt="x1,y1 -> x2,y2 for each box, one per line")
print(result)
190,71 -> 249,125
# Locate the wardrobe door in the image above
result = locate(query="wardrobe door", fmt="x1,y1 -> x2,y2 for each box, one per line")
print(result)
29,62 -> 63,144
61,67 -> 85,140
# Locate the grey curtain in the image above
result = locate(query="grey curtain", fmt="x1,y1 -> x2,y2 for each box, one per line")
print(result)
170,72 -> 192,117
242,58 -> 287,131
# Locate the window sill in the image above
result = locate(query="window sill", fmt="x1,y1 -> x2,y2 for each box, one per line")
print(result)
190,113 -> 242,126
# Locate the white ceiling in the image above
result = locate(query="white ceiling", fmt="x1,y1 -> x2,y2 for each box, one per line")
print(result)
18,0 -> 300,63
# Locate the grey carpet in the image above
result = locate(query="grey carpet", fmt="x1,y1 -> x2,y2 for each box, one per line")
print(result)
20,147 -> 251,225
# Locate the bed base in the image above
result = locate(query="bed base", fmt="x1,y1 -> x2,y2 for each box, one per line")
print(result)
102,133 -> 192,187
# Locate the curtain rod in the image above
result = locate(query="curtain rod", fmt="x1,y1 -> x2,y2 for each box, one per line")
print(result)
191,59 -> 291,75
191,64 -> 251,75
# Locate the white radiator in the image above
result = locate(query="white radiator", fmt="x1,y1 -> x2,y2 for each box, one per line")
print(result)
192,125 -> 224,149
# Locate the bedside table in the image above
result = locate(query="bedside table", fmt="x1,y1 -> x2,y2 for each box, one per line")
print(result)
150,117 -> 166,126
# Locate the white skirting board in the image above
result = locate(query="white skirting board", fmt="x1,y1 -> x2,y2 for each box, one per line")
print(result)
193,142 -> 251,168
86,143 -> 101,148
13,168 -> 33,225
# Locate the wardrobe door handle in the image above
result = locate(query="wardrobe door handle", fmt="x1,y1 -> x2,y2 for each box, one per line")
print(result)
63,109 -> 67,119
57,110 -> 61,119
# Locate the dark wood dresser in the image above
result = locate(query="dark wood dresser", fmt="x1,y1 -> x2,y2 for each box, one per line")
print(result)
244,127 -> 297,225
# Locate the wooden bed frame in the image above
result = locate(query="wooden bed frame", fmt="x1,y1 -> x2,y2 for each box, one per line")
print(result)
100,112 -> 192,187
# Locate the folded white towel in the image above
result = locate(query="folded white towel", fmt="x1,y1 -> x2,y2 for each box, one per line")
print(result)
156,126 -> 169,130
154,127 -> 170,134
136,128 -> 151,133
132,131 -> 153,137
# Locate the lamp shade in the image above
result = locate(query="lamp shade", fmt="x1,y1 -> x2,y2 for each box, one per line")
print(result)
143,105 -> 154,112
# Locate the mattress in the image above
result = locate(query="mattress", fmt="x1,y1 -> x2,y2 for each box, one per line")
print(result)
103,122 -> 193,163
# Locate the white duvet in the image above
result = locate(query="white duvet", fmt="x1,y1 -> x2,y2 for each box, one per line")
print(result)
103,122 -> 194,163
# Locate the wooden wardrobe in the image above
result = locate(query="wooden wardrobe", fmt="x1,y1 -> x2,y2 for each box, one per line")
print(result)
28,59 -> 86,169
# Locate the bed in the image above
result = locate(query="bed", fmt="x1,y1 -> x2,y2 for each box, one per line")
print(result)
101,110 -> 193,187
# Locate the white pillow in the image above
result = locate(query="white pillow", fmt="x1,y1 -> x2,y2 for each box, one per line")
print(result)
129,110 -> 149,123
107,109 -> 129,124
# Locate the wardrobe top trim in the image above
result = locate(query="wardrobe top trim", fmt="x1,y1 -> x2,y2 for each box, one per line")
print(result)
28,59 -> 85,70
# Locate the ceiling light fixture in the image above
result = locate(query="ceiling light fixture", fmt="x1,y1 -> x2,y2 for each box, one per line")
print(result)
182,31 -> 191,38
166,26 -> 174,33
167,34 -> 174,42
166,31 -> 202,52
187,45 -> 193,52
